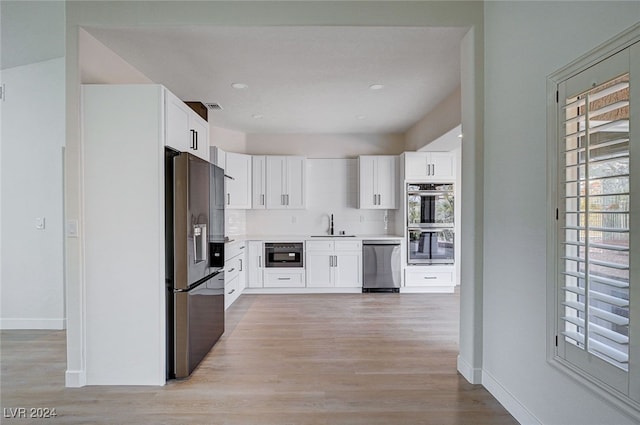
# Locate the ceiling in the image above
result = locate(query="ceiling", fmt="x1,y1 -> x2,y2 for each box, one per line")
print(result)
86,26 -> 467,134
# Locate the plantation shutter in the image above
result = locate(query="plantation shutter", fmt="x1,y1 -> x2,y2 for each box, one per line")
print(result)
557,47 -> 633,393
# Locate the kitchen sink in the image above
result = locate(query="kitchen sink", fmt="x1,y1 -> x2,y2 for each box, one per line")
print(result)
310,235 -> 357,238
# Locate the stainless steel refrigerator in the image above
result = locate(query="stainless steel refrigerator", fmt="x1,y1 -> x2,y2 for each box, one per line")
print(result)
165,148 -> 225,379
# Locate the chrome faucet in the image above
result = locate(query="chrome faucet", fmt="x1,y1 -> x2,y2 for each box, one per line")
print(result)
329,213 -> 334,235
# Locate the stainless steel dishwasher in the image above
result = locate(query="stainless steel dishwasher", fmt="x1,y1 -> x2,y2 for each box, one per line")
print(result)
363,240 -> 401,293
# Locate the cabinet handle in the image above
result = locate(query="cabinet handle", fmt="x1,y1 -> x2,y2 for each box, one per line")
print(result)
195,130 -> 198,150
190,130 -> 195,150
261,194 -> 265,205
228,268 -> 235,273
277,277 -> 291,280
239,259 -> 243,272
432,164 -> 436,175
281,194 -> 284,205
227,193 -> 230,205
334,255 -> 338,267
330,256 -> 333,267
378,194 -> 381,205
228,289 -> 235,295
258,256 -> 262,268
424,276 -> 437,279
373,194 -> 377,205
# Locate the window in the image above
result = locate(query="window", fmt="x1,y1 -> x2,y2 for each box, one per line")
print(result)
548,24 -> 639,414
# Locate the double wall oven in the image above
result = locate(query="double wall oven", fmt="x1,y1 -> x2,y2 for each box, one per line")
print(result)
407,183 -> 455,264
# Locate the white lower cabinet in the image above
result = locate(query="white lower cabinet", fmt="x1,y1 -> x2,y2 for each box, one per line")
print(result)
224,241 -> 246,309
247,241 -> 264,288
263,269 -> 306,288
404,266 -> 454,292
306,240 -> 362,288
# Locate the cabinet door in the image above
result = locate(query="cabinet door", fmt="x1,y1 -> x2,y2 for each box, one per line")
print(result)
358,156 -> 377,208
334,252 -> 362,287
225,152 -> 251,209
266,156 -> 286,209
285,157 -> 306,209
306,251 -> 334,287
165,90 -> 190,152
252,156 -> 267,209
189,115 -> 209,161
429,152 -> 455,180
247,241 -> 264,288
376,156 -> 396,209
404,152 -> 429,180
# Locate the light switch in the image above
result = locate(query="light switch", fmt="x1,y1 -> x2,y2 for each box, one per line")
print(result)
35,217 -> 46,230
66,220 -> 79,238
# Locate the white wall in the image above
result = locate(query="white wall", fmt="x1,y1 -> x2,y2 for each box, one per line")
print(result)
211,125 -> 247,152
0,58 -> 66,329
483,2 -> 640,424
246,159 -> 397,236
405,86 -> 461,151
245,133 -> 405,158
79,29 -> 153,84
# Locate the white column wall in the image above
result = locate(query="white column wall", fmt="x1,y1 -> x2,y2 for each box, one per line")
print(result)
483,2 -> 640,424
0,57 -> 66,329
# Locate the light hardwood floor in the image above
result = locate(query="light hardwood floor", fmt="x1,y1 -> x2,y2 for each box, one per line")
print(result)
1,293 -> 517,424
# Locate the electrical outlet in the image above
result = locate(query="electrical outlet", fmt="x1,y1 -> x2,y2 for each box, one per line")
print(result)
35,217 -> 46,230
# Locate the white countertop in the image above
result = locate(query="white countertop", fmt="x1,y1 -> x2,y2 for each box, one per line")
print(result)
227,234 -> 403,243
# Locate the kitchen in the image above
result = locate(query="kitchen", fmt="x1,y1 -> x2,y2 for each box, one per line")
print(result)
5,2 -> 640,425
77,23 -> 464,384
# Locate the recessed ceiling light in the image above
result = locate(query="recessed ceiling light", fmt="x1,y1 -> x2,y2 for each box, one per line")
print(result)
458,133 -> 463,138
369,84 -> 384,90
252,114 -> 264,119
231,82 -> 249,90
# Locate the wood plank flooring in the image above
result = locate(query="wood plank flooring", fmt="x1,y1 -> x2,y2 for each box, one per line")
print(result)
1,293 -> 517,424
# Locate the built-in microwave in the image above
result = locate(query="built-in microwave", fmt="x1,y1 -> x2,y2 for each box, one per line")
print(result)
264,243 -> 304,268
407,228 -> 454,265
407,183 -> 454,227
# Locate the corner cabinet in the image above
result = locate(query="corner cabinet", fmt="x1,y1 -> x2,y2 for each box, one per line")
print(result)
265,156 -> 306,209
225,152 -> 252,209
165,89 -> 209,161
358,155 -> 397,209
404,151 -> 455,181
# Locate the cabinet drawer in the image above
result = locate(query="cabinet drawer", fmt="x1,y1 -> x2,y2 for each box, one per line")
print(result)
225,241 -> 246,262
335,240 -> 362,251
306,240 -> 334,251
224,260 -> 241,282
263,270 -> 305,288
405,269 -> 453,287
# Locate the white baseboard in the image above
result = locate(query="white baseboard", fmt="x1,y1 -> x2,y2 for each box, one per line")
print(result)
457,355 -> 482,384
65,369 -> 87,388
401,286 -> 456,294
0,318 -> 66,330
243,287 -> 362,294
482,369 -> 542,425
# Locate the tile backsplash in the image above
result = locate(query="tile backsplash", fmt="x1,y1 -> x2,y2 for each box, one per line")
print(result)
243,158 -> 399,236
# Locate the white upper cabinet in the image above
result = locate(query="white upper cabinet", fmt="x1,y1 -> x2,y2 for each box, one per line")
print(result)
265,156 -> 306,209
225,152 -> 252,209
164,89 -> 209,161
404,151 -> 455,181
358,155 -> 397,209
252,156 -> 267,209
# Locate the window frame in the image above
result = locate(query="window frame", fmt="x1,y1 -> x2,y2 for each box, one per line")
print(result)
547,22 -> 640,418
